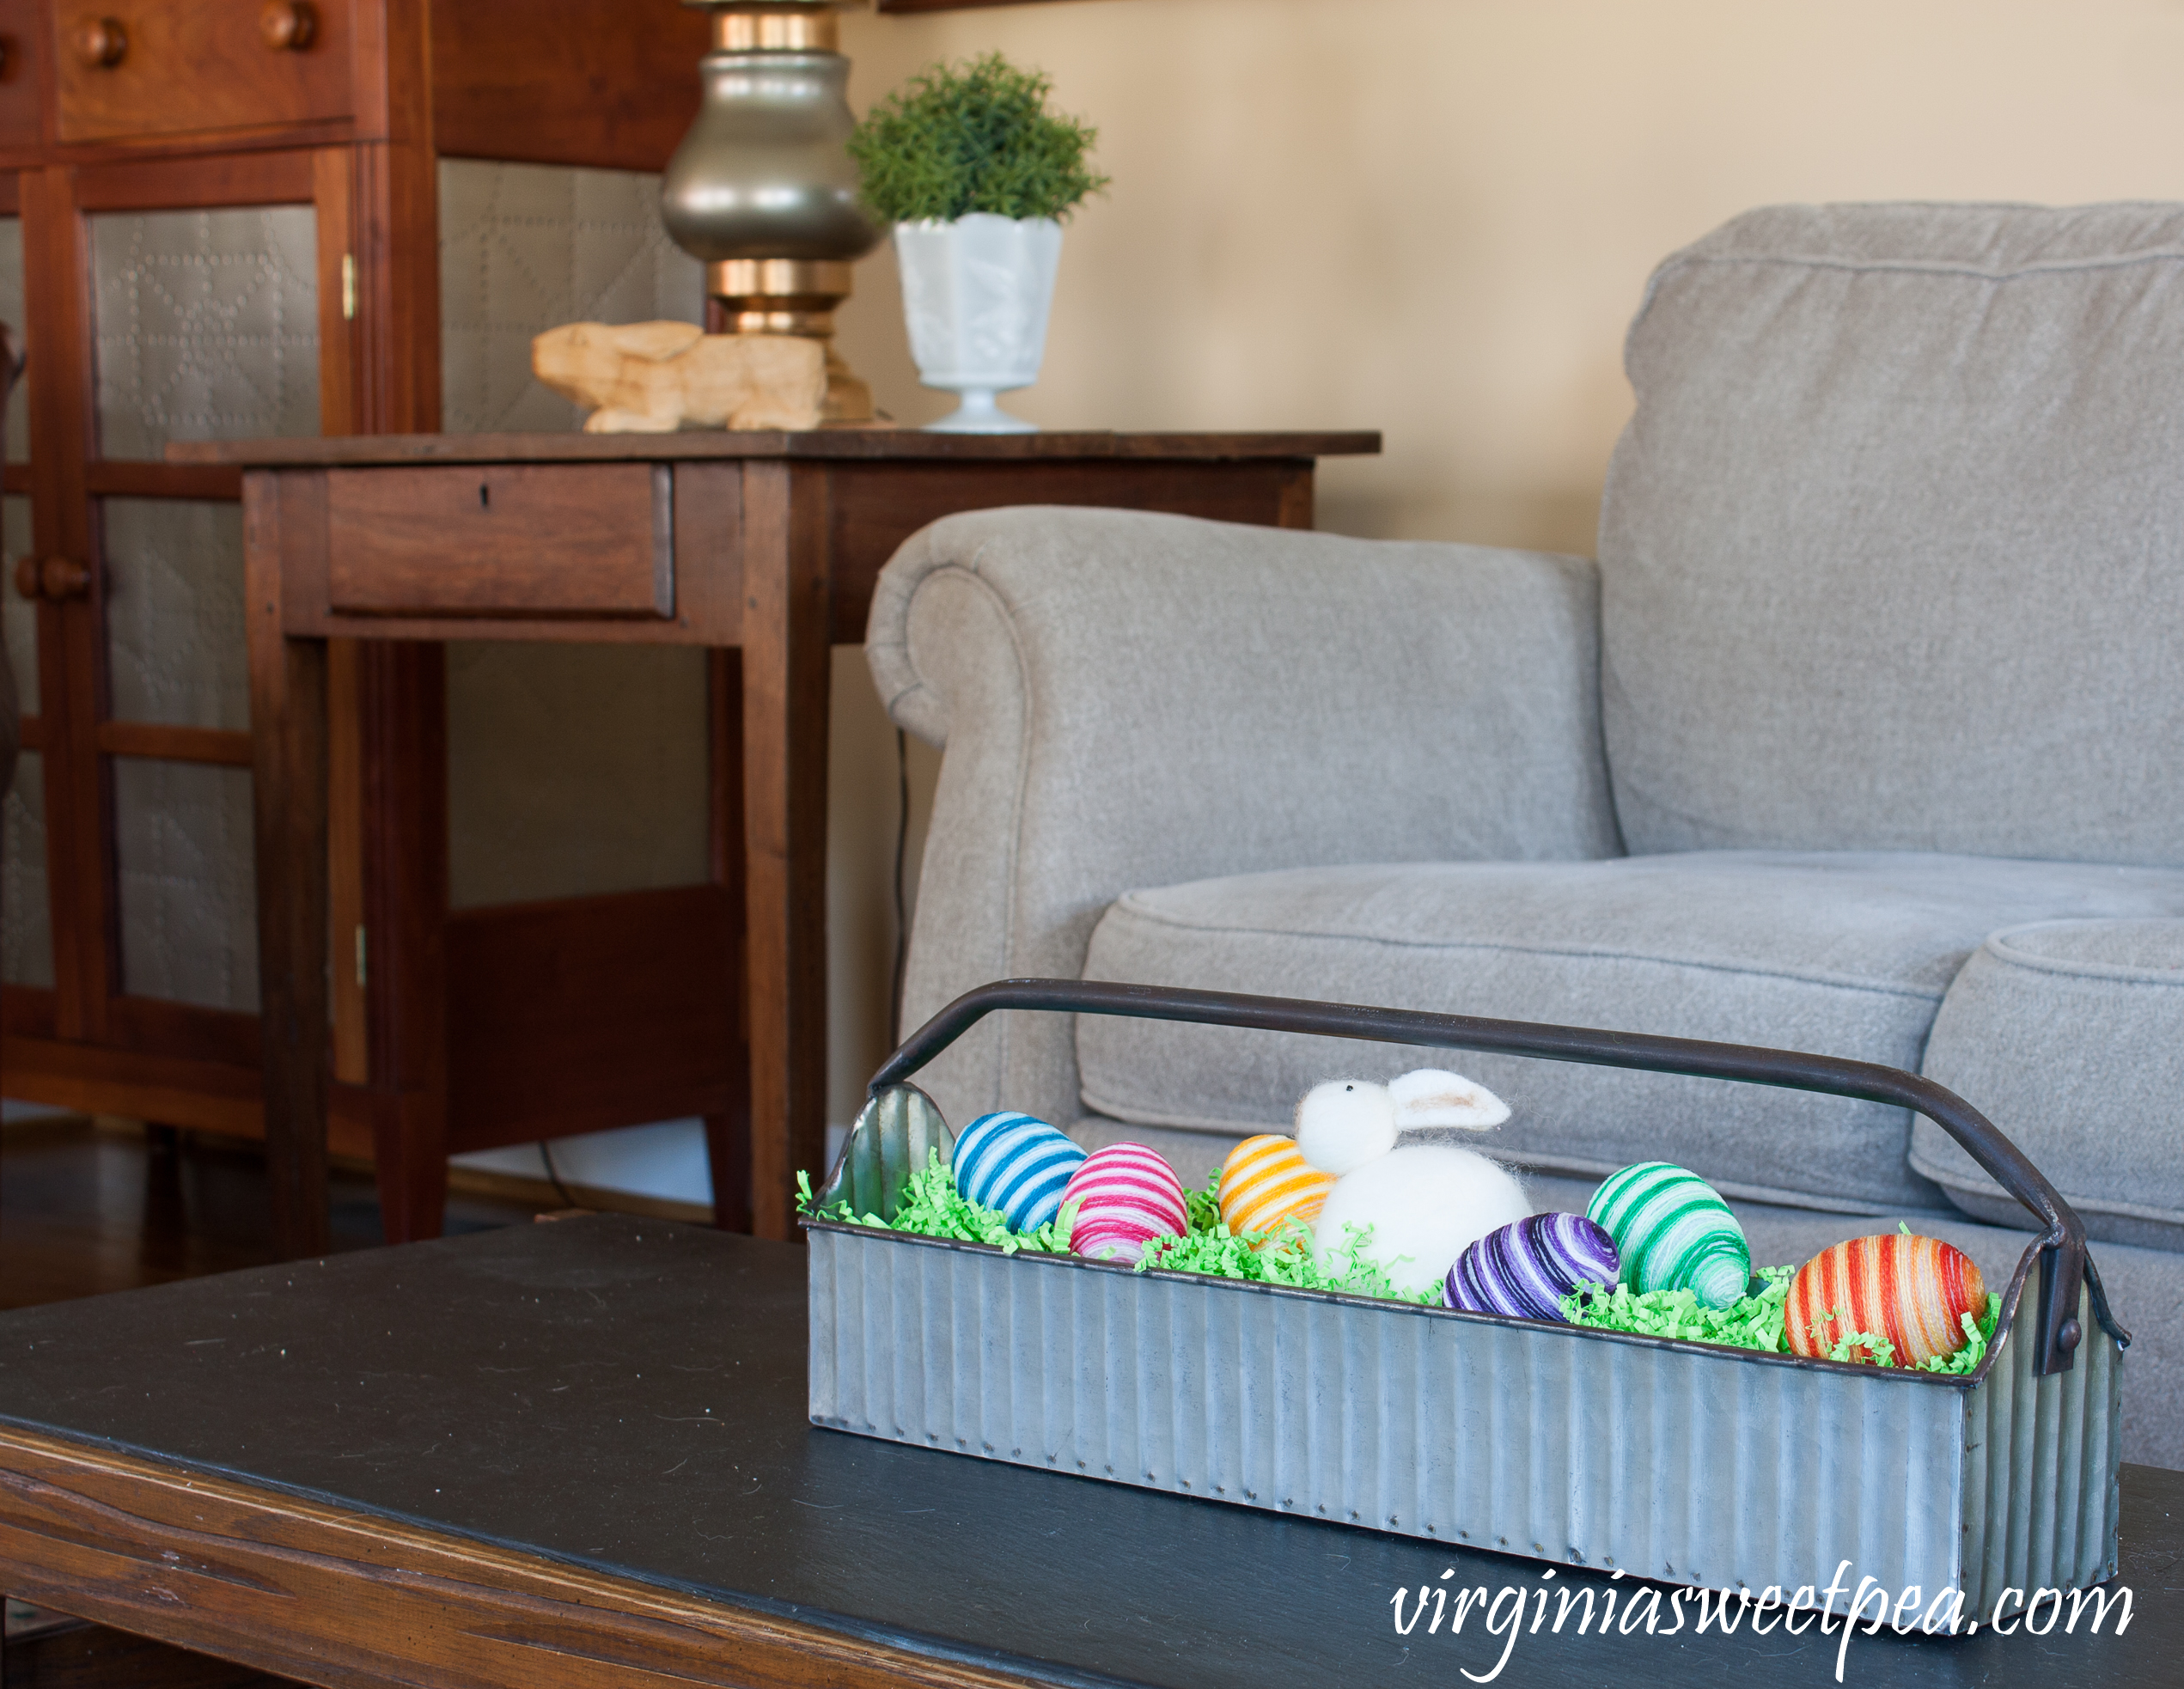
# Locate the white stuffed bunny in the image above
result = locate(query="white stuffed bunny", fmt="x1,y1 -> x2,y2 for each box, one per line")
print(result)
1294,1070 -> 1528,1296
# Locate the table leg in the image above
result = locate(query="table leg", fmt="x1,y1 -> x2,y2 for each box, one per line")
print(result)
247,477 -> 331,1260
739,463 -> 831,1241
357,642 -> 449,1244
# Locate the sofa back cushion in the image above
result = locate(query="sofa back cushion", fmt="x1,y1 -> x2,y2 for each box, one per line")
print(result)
1600,202 -> 2184,866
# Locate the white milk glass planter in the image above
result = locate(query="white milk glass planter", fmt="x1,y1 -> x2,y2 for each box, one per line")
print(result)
894,214 -> 1064,433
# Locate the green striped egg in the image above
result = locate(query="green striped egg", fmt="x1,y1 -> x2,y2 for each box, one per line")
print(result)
1586,1162 -> 1751,1310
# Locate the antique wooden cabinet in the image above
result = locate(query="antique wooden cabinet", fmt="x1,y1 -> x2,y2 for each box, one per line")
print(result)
0,0 -> 747,1235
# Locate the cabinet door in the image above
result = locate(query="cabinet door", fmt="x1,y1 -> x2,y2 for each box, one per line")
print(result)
0,189 -> 47,999
89,199 -> 320,1016
52,0 -> 354,144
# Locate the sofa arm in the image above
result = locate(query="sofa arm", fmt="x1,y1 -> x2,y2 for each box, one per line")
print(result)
866,505 -> 1620,1130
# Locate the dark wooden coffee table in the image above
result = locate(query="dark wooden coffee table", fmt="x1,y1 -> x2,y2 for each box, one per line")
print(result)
0,1218 -> 2169,1687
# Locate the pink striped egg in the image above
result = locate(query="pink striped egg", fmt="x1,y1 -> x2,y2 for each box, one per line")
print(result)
1063,1144 -> 1190,1265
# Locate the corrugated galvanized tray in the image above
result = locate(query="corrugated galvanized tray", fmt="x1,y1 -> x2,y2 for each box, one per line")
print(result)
806,979 -> 2128,1610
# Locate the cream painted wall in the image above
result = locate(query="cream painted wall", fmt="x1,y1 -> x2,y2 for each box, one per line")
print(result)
817,0 -> 2184,1126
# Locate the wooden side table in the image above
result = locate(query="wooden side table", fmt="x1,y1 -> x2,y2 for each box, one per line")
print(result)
176,430 -> 1379,1256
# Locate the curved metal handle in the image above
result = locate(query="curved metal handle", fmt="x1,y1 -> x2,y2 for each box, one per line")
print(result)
874,977 -> 2114,1375
259,1 -> 315,52
70,15 -> 125,69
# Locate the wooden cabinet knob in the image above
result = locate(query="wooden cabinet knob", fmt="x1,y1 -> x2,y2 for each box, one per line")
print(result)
259,1 -> 315,52
70,15 -> 126,69
18,557 -> 92,601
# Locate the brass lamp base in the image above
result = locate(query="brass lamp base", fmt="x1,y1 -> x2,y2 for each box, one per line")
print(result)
708,258 -> 873,424
665,1 -> 880,427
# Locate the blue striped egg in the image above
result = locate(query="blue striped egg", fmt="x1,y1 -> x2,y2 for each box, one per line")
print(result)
952,1111 -> 1087,1232
1443,1212 -> 1620,1322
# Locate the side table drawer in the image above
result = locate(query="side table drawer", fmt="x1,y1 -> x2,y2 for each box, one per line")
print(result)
54,0 -> 353,143
325,464 -> 674,619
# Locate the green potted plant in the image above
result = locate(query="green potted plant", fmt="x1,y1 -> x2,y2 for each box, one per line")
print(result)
848,53 -> 1108,431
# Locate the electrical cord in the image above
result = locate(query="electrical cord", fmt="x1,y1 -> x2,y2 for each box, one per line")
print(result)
537,1140 -> 577,1210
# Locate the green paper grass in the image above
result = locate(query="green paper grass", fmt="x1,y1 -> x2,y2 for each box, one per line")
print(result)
800,1157 -> 1434,1301
797,1156 -> 1077,1255
1561,1264 -> 1797,1351
1561,1267 -> 2004,1374
1136,1169 -> 1440,1304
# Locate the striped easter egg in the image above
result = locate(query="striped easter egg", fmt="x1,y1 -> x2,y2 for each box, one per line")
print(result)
1064,1144 -> 1190,1265
953,1111 -> 1086,1233
1218,1135 -> 1333,1248
1587,1162 -> 1751,1309
1785,1234 -> 1988,1369
1443,1212 -> 1620,1323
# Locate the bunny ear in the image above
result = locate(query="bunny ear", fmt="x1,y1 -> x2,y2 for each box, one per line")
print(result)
1389,1068 -> 1510,1131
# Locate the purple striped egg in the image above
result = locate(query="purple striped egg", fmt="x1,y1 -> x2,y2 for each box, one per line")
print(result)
1443,1212 -> 1619,1323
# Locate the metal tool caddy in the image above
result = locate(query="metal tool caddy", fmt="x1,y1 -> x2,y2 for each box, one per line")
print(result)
805,980 -> 2127,1609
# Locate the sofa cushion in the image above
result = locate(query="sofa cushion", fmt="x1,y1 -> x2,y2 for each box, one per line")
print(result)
1600,203 -> 2184,866
1912,918 -> 2184,1251
1076,851 -> 2184,1212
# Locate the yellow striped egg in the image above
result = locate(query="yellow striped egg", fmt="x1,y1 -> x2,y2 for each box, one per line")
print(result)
1218,1135 -> 1334,1250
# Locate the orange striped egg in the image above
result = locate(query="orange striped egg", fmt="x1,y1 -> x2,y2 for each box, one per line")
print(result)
1785,1235 -> 1988,1369
1218,1135 -> 1334,1249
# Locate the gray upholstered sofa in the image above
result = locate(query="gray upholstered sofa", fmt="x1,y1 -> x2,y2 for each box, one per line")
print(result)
865,204 -> 2184,1466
